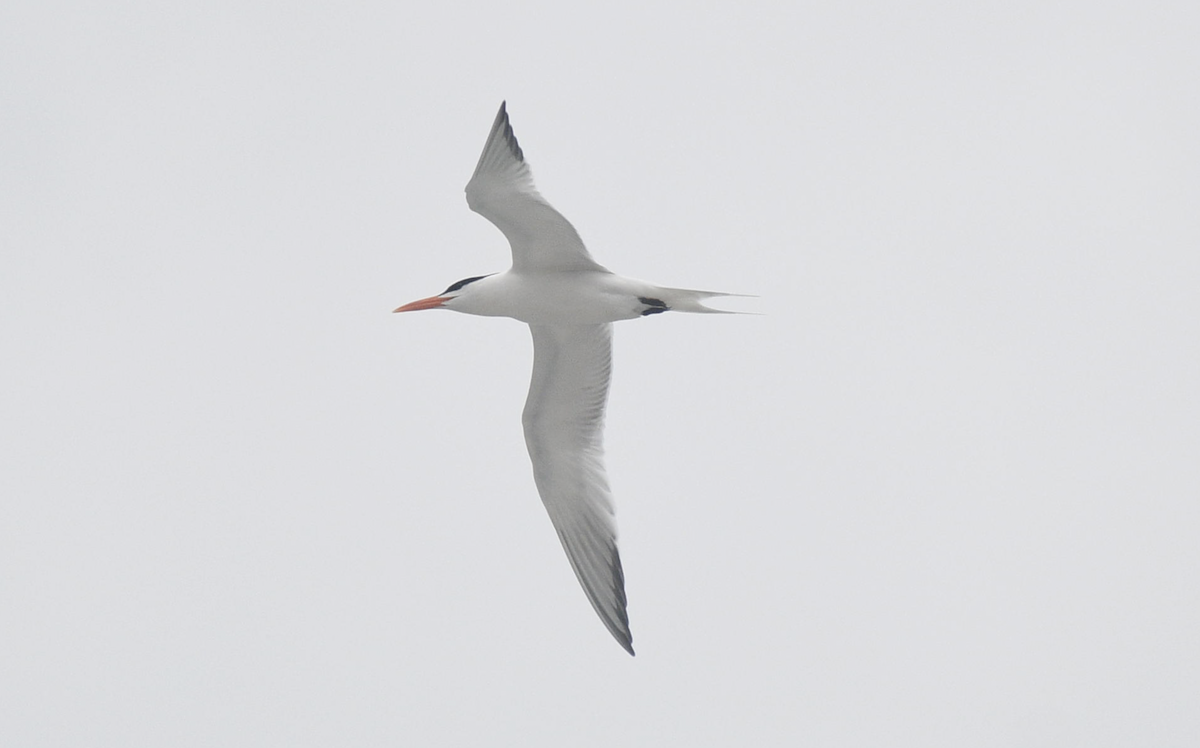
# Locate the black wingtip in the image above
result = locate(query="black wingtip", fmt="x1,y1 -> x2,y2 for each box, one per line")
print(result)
610,547 -> 634,656
498,104 -> 523,163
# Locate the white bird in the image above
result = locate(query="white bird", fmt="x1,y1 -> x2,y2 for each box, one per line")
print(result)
395,102 -> 742,655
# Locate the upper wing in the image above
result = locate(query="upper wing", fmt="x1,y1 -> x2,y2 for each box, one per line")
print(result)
522,323 -> 632,655
465,102 -> 606,273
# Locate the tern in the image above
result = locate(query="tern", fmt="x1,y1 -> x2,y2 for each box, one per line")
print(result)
395,102 -> 742,655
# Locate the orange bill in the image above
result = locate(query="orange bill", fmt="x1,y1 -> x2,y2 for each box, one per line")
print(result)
393,296 -> 449,313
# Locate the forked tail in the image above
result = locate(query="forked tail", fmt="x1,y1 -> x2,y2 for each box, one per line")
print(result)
658,287 -> 756,314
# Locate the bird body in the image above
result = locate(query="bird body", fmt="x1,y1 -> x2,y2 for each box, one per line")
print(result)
428,270 -> 728,324
395,102 -> 741,655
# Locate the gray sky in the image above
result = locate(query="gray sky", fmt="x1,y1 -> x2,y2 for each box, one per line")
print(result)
2,2 -> 1197,746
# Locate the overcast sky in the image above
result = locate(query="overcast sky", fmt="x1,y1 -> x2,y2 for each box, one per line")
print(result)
2,2 -> 1197,746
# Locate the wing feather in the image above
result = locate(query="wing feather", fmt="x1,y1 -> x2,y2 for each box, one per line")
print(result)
522,323 -> 633,655
465,103 -> 605,273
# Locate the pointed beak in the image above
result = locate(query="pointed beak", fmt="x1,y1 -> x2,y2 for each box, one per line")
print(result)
393,295 -> 450,313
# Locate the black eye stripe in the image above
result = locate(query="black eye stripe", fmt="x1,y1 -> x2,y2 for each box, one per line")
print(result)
442,275 -> 490,294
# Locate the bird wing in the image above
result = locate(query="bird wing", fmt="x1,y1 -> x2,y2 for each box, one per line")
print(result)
465,102 -> 606,273
522,323 -> 633,654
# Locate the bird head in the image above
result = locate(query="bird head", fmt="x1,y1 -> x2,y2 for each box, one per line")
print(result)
393,274 -> 492,313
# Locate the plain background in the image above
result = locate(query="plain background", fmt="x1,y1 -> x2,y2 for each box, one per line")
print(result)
2,2 -> 1197,746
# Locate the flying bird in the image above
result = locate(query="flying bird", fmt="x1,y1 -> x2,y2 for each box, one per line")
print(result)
395,102 -> 742,655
